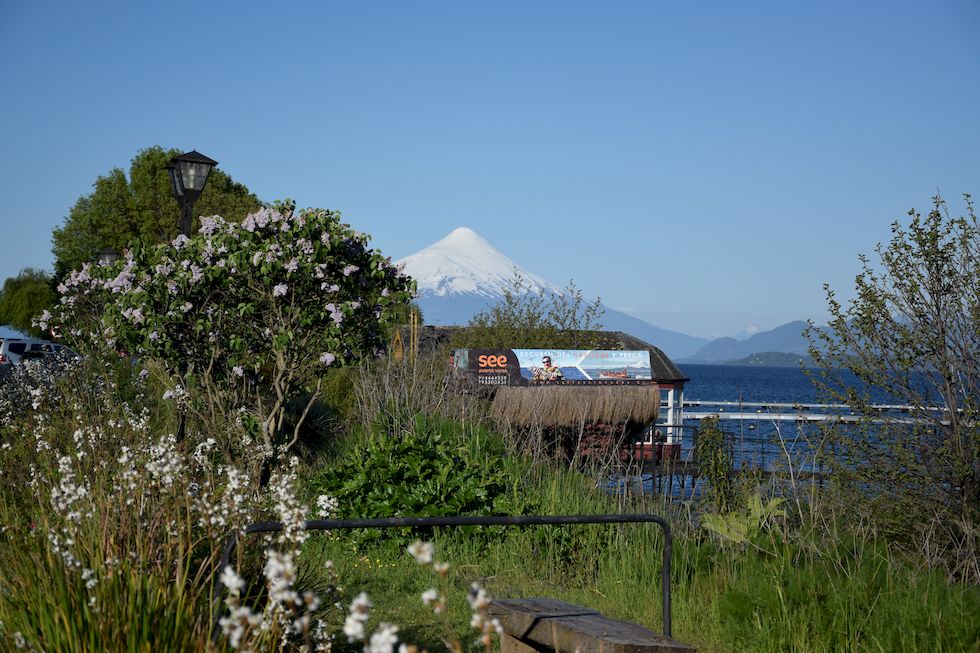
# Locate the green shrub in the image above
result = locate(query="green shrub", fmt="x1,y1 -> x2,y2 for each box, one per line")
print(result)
310,415 -> 536,542
694,416 -> 738,513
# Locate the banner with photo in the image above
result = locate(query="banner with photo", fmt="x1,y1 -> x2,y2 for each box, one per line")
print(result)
452,349 -> 653,386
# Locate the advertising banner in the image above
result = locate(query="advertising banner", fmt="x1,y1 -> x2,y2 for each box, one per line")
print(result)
452,349 -> 654,386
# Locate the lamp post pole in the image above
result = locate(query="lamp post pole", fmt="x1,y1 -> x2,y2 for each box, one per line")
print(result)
166,150 -> 217,441
167,150 -> 218,237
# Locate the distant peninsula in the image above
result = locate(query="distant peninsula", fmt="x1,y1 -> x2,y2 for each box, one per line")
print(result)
724,351 -> 814,367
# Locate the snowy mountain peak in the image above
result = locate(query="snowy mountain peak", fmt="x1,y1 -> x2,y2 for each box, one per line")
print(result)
436,226 -> 488,248
396,227 -> 561,298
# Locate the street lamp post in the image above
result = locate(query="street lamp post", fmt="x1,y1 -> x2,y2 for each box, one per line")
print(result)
95,248 -> 120,266
166,150 -> 217,442
167,150 -> 218,236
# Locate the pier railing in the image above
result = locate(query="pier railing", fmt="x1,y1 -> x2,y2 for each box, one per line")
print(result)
631,398 -> 950,497
211,513 -> 674,642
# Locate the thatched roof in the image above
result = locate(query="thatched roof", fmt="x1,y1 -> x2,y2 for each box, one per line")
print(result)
395,326 -> 689,384
491,385 -> 660,428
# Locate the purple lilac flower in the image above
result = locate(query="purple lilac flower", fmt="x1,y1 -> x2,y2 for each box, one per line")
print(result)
273,283 -> 288,297
200,216 -> 224,236
326,303 -> 343,326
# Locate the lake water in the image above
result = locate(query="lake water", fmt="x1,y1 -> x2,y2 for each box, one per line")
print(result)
681,363 -> 817,403
630,363 -> 912,496
679,363 -> 908,405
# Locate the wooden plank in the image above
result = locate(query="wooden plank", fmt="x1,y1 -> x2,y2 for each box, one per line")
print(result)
500,633 -> 549,653
488,598 -> 696,653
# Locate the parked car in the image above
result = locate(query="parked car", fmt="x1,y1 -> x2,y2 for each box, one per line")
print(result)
0,337 -> 79,367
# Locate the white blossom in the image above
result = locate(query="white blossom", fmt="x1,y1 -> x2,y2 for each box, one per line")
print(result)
221,565 -> 246,595
366,623 -> 399,653
315,494 -> 338,517
344,592 -> 372,642
406,540 -> 434,565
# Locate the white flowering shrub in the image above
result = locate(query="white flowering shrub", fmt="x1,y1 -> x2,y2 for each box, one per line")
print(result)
0,358 -> 506,651
44,201 -> 414,473
0,356 -> 325,649
0,362 -> 192,645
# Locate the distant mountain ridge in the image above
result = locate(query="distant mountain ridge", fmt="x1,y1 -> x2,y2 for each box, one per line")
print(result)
397,228 -> 709,359
681,320 -> 812,363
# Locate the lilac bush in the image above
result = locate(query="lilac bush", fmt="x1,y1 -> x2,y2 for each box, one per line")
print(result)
45,201 -> 413,471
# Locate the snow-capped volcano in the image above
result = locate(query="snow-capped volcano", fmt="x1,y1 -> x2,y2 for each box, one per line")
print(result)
396,227 -> 709,358
398,227 -> 561,298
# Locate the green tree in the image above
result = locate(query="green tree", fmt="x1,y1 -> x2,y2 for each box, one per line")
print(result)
0,268 -> 56,336
808,194 -> 979,578
51,146 -> 260,277
457,270 -> 604,349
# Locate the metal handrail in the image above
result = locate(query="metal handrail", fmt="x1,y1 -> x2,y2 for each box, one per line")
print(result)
211,513 -> 673,640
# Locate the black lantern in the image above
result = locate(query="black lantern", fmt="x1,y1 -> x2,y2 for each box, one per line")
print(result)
95,248 -> 120,266
167,150 -> 217,236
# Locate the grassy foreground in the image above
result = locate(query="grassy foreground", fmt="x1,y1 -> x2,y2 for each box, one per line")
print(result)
0,357 -> 977,652
298,459 -> 979,653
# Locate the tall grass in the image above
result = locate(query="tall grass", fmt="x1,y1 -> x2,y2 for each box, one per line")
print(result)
0,358 -> 224,650
300,421 -> 980,653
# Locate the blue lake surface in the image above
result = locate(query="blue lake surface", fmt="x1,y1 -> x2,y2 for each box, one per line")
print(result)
680,363 -> 819,403
678,363 -> 905,405
627,363 -> 922,496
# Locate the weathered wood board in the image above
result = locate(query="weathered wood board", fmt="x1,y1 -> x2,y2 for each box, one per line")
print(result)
488,598 -> 696,653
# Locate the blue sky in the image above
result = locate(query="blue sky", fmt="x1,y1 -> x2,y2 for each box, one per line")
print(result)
1,1 -> 977,338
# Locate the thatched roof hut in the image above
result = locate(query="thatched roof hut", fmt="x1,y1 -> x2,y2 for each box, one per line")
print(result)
490,384 -> 660,428
450,329 -> 684,429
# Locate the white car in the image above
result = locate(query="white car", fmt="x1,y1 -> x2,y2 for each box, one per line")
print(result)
0,337 -> 77,367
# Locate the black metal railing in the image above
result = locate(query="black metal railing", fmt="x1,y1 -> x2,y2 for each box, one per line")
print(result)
212,513 -> 673,640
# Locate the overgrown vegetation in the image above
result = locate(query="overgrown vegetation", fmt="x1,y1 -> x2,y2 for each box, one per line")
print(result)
808,193 -> 980,582
2,194 -> 979,651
